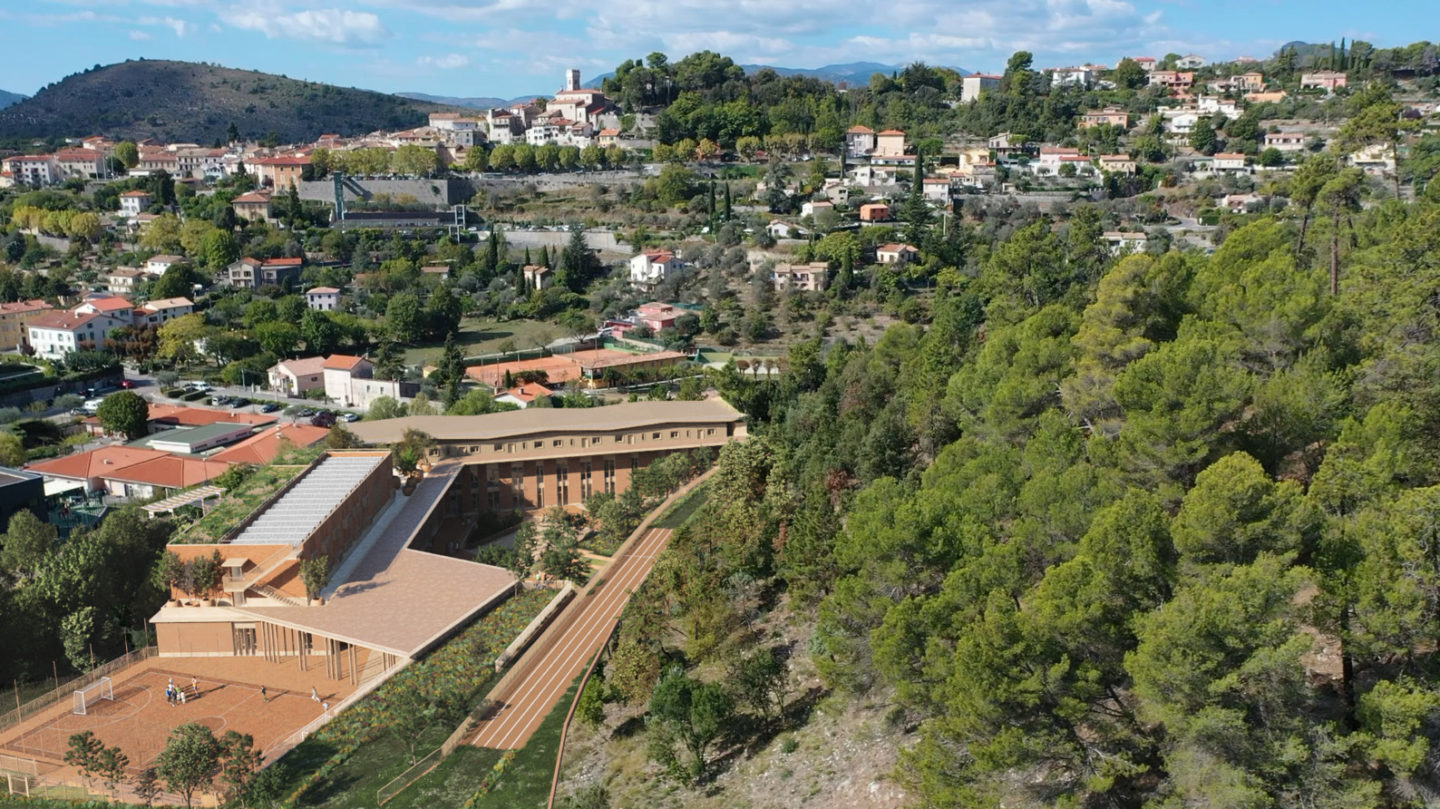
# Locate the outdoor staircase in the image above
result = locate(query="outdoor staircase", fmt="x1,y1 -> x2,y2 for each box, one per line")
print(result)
253,584 -> 307,607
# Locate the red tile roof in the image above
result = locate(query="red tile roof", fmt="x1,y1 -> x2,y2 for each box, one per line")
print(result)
499,383 -> 553,404
145,404 -> 278,429
0,300 -> 52,316
28,310 -> 104,331
120,190 -> 153,197
323,354 -> 367,371
307,287 -> 340,295
210,424 -> 330,466
84,297 -> 135,313
26,446 -> 170,481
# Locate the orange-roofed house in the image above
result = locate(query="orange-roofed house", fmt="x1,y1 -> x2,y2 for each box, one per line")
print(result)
636,302 -> 683,332
269,356 -> 327,397
859,203 -> 891,222
876,243 -> 920,265
135,297 -> 195,327
846,125 -> 877,157
231,189 -> 274,223
1079,107 -> 1131,129
307,287 -> 341,312
224,256 -> 304,289
211,424 -> 331,465
875,129 -> 907,157
323,355 -> 372,404
248,156 -> 311,189
53,149 -> 105,180
522,264 -> 552,291
76,296 -> 135,317
25,446 -> 173,495
27,309 -> 130,360
0,299 -> 54,352
83,404 -> 279,437
598,129 -> 622,148
629,249 -> 684,288
105,455 -> 232,500
495,382 -> 554,409
119,189 -> 153,217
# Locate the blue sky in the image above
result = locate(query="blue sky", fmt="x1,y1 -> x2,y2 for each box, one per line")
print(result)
3,0 -> 1437,100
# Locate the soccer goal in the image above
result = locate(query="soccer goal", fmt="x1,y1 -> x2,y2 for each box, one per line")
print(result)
72,677 -> 114,715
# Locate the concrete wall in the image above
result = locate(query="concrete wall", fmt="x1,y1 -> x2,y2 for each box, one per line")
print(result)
491,229 -> 624,253
158,621 -> 235,657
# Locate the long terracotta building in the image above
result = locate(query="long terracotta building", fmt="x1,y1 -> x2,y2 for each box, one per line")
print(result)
149,400 -> 747,678
346,398 -> 747,513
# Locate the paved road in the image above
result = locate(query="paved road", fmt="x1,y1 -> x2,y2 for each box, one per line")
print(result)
471,526 -> 675,750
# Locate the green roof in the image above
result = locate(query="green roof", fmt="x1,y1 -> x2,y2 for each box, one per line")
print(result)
128,423 -> 255,451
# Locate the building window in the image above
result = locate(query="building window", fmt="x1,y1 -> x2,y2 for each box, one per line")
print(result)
603,459 -> 616,495
671,431 -> 679,439
581,460 -> 593,500
631,455 -> 639,478
558,462 -> 569,504
553,440 -> 562,447
511,463 -> 524,505
535,463 -> 545,508
652,432 -> 661,440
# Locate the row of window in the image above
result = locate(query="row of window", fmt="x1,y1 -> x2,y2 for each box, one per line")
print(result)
456,427 -> 719,457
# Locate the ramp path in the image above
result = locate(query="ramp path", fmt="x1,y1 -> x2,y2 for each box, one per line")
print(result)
470,526 -> 674,750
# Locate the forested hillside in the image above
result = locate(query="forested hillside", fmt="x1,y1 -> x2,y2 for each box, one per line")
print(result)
575,163 -> 1440,806
0,60 -> 444,143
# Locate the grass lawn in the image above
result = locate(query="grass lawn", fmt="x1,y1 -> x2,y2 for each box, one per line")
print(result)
386,677 -> 582,809
654,483 -> 711,530
402,318 -> 565,366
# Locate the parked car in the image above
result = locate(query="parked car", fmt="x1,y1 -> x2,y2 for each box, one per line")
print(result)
259,402 -> 281,413
212,395 -> 232,405
340,412 -> 360,423
311,412 -> 336,428
229,398 -> 250,409
299,408 -> 317,417
119,379 -> 136,389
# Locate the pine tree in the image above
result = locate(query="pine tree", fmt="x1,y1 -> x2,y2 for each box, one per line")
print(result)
722,183 -> 732,221
903,147 -> 932,245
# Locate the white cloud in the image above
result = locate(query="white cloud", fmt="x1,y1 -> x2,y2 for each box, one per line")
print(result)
365,0 -> 1175,72
417,53 -> 469,69
128,29 -> 152,39
222,6 -> 390,46
138,15 -> 195,36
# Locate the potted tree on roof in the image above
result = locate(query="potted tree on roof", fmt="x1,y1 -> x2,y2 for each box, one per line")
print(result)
393,429 -> 436,493
187,550 -> 224,607
300,555 -> 330,606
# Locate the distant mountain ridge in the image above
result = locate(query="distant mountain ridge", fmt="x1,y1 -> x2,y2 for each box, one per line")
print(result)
0,60 -> 447,143
398,92 -> 541,111
0,90 -> 25,110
